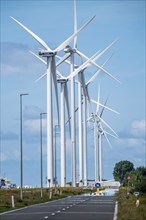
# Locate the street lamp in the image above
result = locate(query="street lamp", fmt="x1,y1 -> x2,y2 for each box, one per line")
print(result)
20,93 -> 29,200
40,112 -> 47,198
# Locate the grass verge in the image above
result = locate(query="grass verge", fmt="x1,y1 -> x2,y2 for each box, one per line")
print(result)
0,187 -> 94,213
117,187 -> 146,220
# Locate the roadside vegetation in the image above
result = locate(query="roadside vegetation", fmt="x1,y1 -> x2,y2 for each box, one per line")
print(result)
117,188 -> 146,220
113,160 -> 146,220
0,187 -> 94,213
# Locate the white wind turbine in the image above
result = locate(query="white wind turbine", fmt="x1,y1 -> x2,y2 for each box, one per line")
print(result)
80,48 -> 120,183
72,0 -> 120,187
78,56 -> 120,186
60,1 -> 96,187
10,15 -> 98,187
90,88 -> 119,182
29,51 -> 71,187
79,54 -> 115,186
82,55 -> 113,183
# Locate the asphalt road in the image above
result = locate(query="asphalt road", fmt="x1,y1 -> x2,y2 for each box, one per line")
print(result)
1,191 -> 116,220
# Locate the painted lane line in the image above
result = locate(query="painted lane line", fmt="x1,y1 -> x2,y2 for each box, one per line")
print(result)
113,201 -> 118,220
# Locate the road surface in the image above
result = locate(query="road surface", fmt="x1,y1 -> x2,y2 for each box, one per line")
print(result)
1,189 -> 117,220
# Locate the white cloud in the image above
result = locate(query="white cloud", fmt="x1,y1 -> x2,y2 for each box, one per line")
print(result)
116,137 -> 144,148
130,119 -> 146,138
24,118 -> 47,135
23,106 -> 43,119
119,119 -> 146,140
1,42 -> 45,76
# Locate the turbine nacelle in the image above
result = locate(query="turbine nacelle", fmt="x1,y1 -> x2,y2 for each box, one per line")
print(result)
38,50 -> 56,57
64,45 -> 76,53
57,78 -> 67,83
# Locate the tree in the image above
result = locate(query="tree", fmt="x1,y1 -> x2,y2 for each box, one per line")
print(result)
113,160 -> 134,183
125,166 -> 146,193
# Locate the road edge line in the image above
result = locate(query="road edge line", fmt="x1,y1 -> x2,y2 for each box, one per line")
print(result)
113,200 -> 118,220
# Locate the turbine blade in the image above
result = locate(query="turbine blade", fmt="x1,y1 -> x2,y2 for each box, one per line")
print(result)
56,54 -> 78,68
103,130 -> 118,139
35,72 -> 47,82
100,97 -> 109,118
92,39 -> 118,63
56,70 -> 65,79
76,49 -> 100,61
99,122 -> 113,150
51,56 -> 60,124
74,0 -> 77,48
86,54 -> 113,86
29,50 -> 47,64
10,16 -> 52,51
56,53 -> 71,67
76,49 -> 121,84
64,83 -> 71,137
103,130 -> 113,150
55,15 -> 96,52
97,114 -> 118,137
67,50 -> 99,80
91,99 -> 119,115
65,105 -> 79,125
87,115 -> 94,123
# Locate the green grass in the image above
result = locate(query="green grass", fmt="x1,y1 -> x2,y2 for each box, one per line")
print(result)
117,188 -> 146,220
0,187 -> 94,213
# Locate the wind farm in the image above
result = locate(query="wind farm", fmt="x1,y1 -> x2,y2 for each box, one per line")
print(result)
9,0 -> 120,188
1,0 -> 145,193
1,0 -> 145,219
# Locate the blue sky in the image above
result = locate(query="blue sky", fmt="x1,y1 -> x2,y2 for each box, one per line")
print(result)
1,0 -> 145,186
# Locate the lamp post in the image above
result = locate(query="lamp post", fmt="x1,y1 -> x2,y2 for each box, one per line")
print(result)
20,93 -> 29,200
40,112 -> 47,198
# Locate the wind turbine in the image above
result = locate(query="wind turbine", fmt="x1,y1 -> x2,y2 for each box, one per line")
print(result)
90,87 -> 119,182
78,51 -> 120,186
80,51 -> 119,183
30,51 -> 71,187
57,0 -> 96,187
10,15 -> 97,187
72,0 -> 121,187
